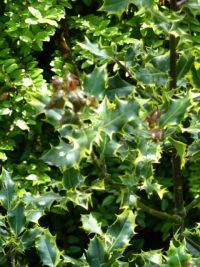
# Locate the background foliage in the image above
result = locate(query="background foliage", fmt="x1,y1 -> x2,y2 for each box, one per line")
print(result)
0,0 -> 200,266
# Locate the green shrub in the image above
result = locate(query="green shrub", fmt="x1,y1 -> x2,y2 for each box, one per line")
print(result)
0,0 -> 199,266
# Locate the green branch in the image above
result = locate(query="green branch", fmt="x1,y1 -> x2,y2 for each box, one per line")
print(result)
137,199 -> 182,224
184,235 -> 200,252
102,180 -> 181,223
186,196 -> 200,213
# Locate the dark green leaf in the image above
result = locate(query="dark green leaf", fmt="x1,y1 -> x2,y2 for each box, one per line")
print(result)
135,65 -> 168,85
63,168 -> 83,189
177,55 -> 194,81
0,168 -> 15,209
36,230 -> 61,267
159,94 -> 191,128
23,192 -> 62,208
87,236 -> 107,267
106,74 -> 134,100
22,228 -> 42,249
78,37 -> 111,59
84,65 -> 107,100
42,140 -> 80,168
8,202 -> 26,236
98,98 -> 140,137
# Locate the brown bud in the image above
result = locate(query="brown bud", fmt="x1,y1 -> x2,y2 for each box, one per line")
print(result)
87,96 -> 98,108
146,107 -> 161,128
0,92 -> 9,101
45,96 -> 65,109
150,128 -> 164,142
51,78 -> 64,92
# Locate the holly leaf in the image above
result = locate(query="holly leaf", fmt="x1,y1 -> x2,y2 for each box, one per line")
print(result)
41,140 -> 80,168
159,94 -> 191,128
99,0 -> 153,17
81,214 -> 103,235
106,74 -> 134,100
78,37 -> 111,59
86,236 -> 107,267
0,168 -> 15,209
107,210 -> 136,253
84,65 -> 107,100
36,230 -> 61,267
97,98 -> 140,138
8,202 -> 26,236
169,138 -> 187,169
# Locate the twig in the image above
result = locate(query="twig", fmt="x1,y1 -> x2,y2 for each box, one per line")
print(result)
185,196 -> 200,213
177,0 -> 187,8
137,199 -> 182,223
172,149 -> 185,234
113,58 -> 137,82
184,235 -> 200,251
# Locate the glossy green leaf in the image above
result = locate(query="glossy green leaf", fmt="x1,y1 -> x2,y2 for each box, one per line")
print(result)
63,168 -> 83,189
106,74 -> 134,100
0,168 -> 15,209
36,230 -> 61,267
22,228 -> 42,249
84,65 -> 106,100
107,210 -> 136,252
8,202 -> 26,236
67,190 -> 91,209
98,98 -> 140,137
26,209 -> 44,223
99,0 -> 153,17
86,236 -> 107,267
78,37 -> 111,59
159,94 -> 191,128
5,63 -> 18,74
42,140 -> 80,168
177,55 -> 194,81
167,241 -> 190,267
99,0 -> 134,17
62,255 -> 87,266
135,65 -> 168,85
24,192 -> 62,208
59,127 -> 98,159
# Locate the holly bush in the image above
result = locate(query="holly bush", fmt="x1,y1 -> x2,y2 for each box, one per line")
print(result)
0,0 -> 200,266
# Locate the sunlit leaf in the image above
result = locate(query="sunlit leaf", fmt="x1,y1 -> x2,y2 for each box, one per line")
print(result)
81,214 -> 103,235
67,190 -> 91,209
107,210 -> 136,252
169,138 -> 187,168
78,37 -> 111,59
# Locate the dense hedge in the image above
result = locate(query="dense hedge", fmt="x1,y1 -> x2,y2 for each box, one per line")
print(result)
0,0 -> 200,266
